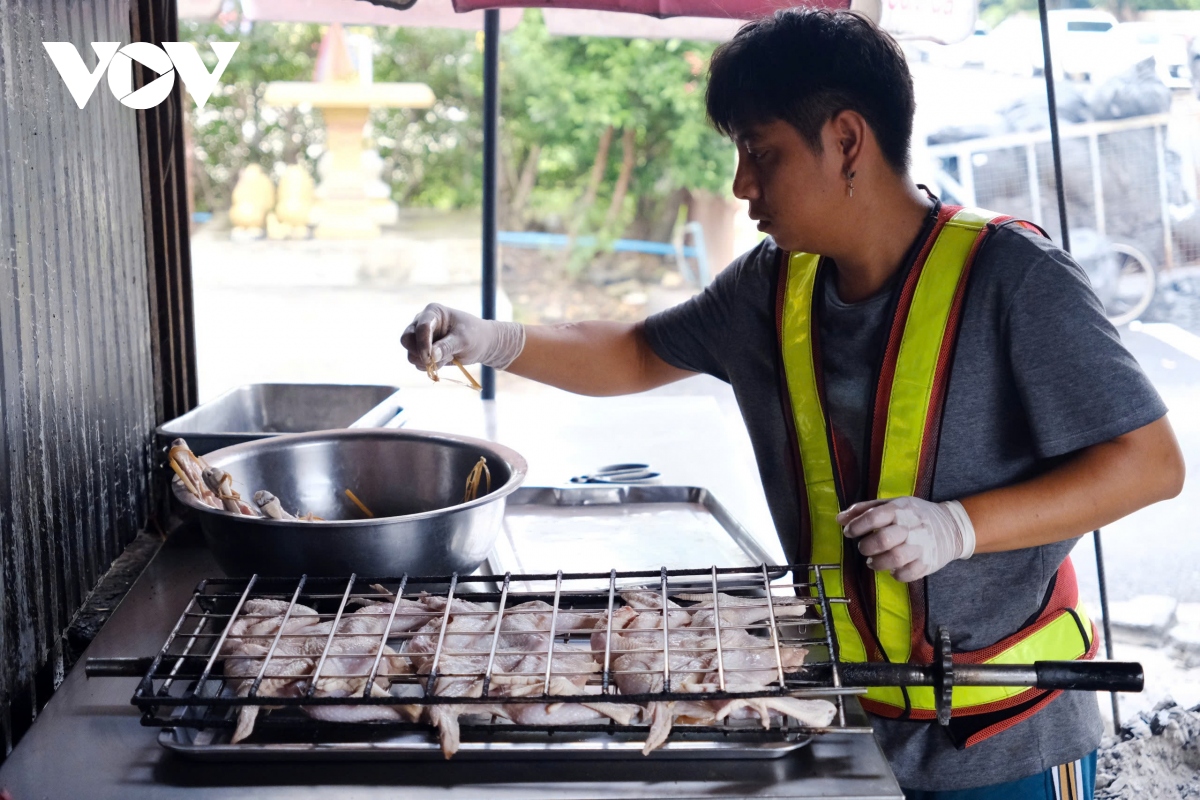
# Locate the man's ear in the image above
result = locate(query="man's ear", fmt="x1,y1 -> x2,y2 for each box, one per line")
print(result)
828,110 -> 867,175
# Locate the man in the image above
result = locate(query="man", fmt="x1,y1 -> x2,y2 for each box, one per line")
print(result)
401,9 -> 1184,797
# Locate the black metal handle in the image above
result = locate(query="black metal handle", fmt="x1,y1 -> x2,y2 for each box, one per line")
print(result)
85,657 -> 154,678
1035,660 -> 1144,693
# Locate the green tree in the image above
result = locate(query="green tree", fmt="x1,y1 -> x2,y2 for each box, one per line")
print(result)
181,17 -> 326,212
182,7 -> 736,242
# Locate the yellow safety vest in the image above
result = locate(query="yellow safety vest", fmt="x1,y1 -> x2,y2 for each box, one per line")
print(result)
778,205 -> 1098,743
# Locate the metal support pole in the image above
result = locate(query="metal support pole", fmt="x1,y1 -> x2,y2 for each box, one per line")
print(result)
1038,0 -> 1119,733
481,8 -> 500,400
1026,142 -> 1043,226
1088,132 -> 1105,236
1155,124 -> 1175,272
1094,529 -> 1121,730
1037,0 -> 1070,253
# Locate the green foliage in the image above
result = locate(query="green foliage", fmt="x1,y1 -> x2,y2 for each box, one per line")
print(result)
979,0 -> 1200,26
372,27 -> 485,209
181,7 -> 735,238
182,19 -> 326,212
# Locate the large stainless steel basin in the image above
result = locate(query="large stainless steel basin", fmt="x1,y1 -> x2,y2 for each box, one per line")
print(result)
172,429 -> 527,577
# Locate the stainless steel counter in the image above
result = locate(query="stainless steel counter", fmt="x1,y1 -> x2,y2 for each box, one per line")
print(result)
0,394 -> 903,800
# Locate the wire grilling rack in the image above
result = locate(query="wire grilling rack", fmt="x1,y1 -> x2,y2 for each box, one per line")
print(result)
89,565 -> 871,741
86,563 -> 1143,757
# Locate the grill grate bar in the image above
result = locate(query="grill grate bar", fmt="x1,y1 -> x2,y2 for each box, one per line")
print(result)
659,566 -> 671,693
813,564 -> 846,728
305,575 -> 357,699
602,569 -> 616,694
155,596 -> 207,698
128,659 -> 857,683
136,682 -> 866,709
250,576 -> 309,698
189,575 -> 258,700
481,573 -> 511,697
542,571 -> 563,696
363,575 -> 408,697
425,573 -> 459,694
710,566 -> 726,692
762,564 -> 786,688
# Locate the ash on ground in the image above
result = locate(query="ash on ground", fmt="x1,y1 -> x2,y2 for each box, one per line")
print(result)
1097,699 -> 1200,799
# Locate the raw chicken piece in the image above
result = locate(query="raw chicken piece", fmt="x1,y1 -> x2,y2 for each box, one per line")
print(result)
219,598 -> 429,741
221,599 -> 328,742
402,599 -> 626,756
592,604 -> 720,753
593,594 -> 835,754
403,598 -> 507,757
304,609 -> 416,723
202,467 -> 262,516
216,589 -> 833,757
168,439 -> 222,509
678,592 -> 814,630
253,490 -> 296,520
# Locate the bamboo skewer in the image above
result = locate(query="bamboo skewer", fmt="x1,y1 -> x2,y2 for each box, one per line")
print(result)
463,457 -> 491,503
425,356 -> 482,392
344,489 -> 376,519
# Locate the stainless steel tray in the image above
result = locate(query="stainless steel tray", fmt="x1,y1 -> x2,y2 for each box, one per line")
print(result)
156,671 -> 818,762
158,705 -> 813,762
487,485 -> 778,592
156,383 -> 404,456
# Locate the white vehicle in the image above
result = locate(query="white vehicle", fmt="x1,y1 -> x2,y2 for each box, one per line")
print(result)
982,10 -> 1120,81
981,16 -> 1045,76
920,22 -> 991,70
1098,22 -> 1191,90
1049,9 -> 1121,81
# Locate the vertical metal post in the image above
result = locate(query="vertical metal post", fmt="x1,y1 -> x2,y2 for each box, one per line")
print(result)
481,9 -> 501,400
958,146 -> 977,208
1088,133 -> 1106,236
1155,124 -> 1175,271
1040,0 -> 1118,735
1093,529 -> 1121,730
1026,142 -> 1043,226
1037,0 -> 1071,252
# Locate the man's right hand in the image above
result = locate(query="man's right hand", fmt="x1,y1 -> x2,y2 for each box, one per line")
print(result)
400,303 -> 526,371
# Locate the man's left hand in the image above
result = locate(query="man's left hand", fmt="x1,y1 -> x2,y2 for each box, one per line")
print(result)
836,497 -> 976,582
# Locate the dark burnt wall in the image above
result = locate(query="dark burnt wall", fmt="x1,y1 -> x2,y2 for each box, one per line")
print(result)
0,0 -> 157,752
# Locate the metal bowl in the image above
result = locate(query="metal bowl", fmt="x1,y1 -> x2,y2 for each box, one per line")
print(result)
172,429 -> 527,577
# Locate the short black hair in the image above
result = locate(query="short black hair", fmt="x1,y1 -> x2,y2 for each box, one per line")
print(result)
706,9 -> 915,174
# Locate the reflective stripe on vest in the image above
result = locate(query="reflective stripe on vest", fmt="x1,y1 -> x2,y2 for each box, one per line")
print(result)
779,207 -> 1095,717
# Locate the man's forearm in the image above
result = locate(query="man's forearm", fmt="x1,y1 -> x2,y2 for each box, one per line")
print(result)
506,320 -> 694,396
962,416 -> 1184,554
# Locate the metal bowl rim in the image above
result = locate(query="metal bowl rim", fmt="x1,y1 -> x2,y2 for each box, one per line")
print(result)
170,427 -> 527,526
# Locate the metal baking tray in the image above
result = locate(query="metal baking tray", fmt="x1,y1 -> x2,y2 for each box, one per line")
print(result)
155,383 -> 404,456
487,485 -> 778,592
158,709 -> 814,762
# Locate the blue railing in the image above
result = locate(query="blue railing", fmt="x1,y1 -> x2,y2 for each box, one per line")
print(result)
496,230 -> 699,258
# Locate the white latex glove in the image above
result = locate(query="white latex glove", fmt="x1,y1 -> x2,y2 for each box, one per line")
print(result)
836,496 -> 976,583
401,303 -> 526,371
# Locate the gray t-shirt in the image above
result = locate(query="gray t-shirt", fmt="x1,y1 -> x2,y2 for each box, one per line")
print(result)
642,217 -> 1167,791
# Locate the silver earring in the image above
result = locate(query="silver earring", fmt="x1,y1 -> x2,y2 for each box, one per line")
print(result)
847,170 -> 856,198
